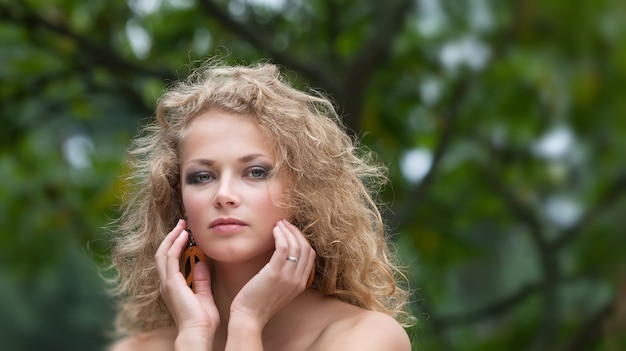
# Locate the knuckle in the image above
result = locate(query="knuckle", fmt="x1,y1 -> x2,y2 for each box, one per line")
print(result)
163,279 -> 177,291
266,270 -> 281,283
274,241 -> 289,252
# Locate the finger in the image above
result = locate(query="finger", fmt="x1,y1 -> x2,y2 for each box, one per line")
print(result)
283,220 -> 311,253
155,219 -> 186,279
270,222 -> 291,268
193,261 -> 212,297
282,220 -> 316,285
166,228 -> 190,280
282,220 -> 312,252
278,221 -> 310,287
193,261 -> 219,317
278,220 -> 300,259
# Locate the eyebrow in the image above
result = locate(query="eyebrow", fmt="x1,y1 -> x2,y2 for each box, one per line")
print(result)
239,153 -> 270,163
186,153 -> 272,166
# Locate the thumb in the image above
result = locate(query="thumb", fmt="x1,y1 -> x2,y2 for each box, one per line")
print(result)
193,261 -> 212,296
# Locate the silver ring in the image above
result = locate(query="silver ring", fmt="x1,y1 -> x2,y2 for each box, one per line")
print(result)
286,256 -> 299,263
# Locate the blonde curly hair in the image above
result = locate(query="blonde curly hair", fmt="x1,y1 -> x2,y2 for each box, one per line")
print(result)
110,61 -> 414,335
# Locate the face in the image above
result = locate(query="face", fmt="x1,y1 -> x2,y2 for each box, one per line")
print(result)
179,110 -> 289,263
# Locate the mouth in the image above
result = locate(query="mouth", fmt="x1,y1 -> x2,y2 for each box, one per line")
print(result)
209,217 -> 248,232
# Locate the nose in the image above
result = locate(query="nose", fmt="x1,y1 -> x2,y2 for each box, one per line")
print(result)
213,176 -> 240,208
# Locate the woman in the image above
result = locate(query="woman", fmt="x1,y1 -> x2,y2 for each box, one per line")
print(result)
109,61 -> 414,350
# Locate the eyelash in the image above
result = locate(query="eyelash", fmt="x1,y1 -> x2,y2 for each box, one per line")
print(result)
186,172 -> 214,184
246,166 -> 270,179
185,166 -> 271,184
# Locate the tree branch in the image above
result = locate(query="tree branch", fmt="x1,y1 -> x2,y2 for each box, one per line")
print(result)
340,0 -> 414,133
480,163 -> 561,351
324,0 -> 341,65
557,301 -> 614,351
197,0 -> 338,94
0,2 -> 173,80
390,73 -> 472,230
551,171 -> 626,251
433,282 -> 541,327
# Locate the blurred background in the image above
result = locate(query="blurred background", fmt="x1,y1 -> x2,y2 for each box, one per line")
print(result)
1,0 -> 625,350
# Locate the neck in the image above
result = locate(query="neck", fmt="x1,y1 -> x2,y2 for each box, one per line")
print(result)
209,252 -> 272,322
209,252 -> 325,347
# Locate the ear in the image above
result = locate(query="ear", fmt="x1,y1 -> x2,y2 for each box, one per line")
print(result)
178,200 -> 187,219
177,184 -> 187,217
292,213 -> 307,231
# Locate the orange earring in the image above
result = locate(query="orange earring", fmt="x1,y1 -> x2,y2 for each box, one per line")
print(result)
179,229 -> 209,292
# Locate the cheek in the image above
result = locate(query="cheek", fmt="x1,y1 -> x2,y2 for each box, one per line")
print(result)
262,186 -> 290,218
181,190 -> 204,221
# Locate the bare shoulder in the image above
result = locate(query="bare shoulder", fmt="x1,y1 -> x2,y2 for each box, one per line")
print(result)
314,302 -> 411,351
108,326 -> 176,351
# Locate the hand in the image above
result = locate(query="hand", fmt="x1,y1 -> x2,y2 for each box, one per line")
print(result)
229,220 -> 316,329
155,219 -> 220,342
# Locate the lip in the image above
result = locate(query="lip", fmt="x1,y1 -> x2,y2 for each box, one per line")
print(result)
209,217 -> 248,233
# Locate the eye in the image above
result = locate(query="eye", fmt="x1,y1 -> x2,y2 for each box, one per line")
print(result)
246,167 -> 270,179
186,172 -> 214,184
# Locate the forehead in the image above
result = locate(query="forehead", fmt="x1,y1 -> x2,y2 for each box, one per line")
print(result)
180,110 -> 276,161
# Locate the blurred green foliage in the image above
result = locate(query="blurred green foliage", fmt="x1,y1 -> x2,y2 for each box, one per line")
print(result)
1,0 -> 625,350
